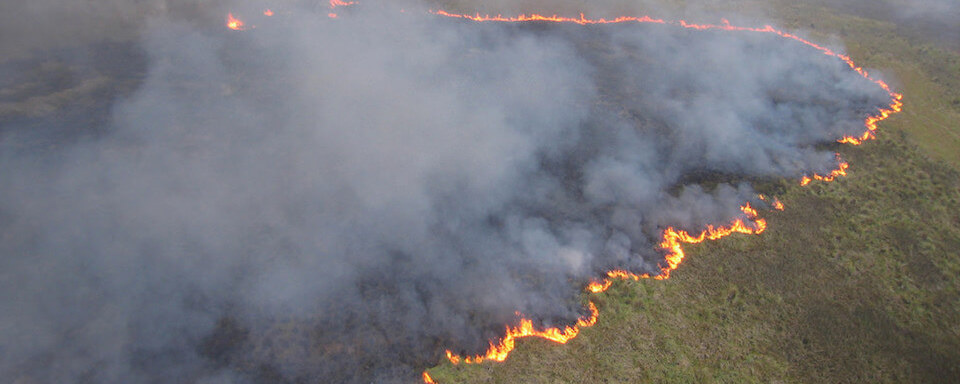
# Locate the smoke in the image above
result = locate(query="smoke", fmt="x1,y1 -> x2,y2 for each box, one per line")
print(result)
0,1 -> 891,383
0,1 -> 228,59
804,0 -> 960,50
433,0 -> 960,50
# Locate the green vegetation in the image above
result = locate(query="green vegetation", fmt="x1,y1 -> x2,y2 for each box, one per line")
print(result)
428,2 -> 960,382
429,132 -> 960,383
771,2 -> 960,167
3,3 -> 956,382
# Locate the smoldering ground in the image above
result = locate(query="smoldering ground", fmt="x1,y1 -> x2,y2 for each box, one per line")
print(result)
0,1 -> 892,383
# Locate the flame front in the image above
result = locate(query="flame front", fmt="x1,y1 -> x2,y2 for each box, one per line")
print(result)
215,7 -> 903,380
444,302 -> 599,365
431,10 -> 667,25
410,8 -> 903,379
446,204 -> 767,367
838,94 -> 904,145
587,203 -> 768,286
430,9 -> 904,154
222,6 -> 904,153
800,158 -> 850,186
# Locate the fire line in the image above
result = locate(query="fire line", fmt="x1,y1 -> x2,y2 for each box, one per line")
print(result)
419,10 -> 902,377
221,7 -> 903,383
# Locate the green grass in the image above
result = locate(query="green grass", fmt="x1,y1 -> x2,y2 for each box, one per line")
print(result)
428,132 -> 960,384
769,2 -> 960,166
4,3 -> 957,382
427,2 -> 960,383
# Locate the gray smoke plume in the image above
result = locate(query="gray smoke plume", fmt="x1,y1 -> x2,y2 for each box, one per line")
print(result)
0,1 -> 892,383
807,0 -> 960,50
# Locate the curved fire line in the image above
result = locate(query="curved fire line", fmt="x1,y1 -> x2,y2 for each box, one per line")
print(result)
223,7 -> 903,382
421,10 -> 903,376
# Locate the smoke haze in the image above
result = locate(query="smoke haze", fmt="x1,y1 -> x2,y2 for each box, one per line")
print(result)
1,1 -> 892,383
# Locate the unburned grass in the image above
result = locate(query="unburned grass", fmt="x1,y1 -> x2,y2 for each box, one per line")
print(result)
426,2 -> 960,382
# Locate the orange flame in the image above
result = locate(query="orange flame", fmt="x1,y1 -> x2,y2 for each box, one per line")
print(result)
772,198 -> 785,211
330,0 -> 356,8
426,11 -> 903,366
800,157 -> 849,186
431,10 -> 666,25
264,9 -> 274,17
328,0 -> 356,18
445,302 -> 599,365
838,94 -> 903,145
220,6 -> 903,169
585,203 -> 767,286
422,371 -> 437,383
429,9 -> 903,186
448,204 -> 767,365
758,195 -> 785,211
217,8 -> 902,374
226,13 -> 245,31
586,278 -> 612,293
655,203 -> 766,279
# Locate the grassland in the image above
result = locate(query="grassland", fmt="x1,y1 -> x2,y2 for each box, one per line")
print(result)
427,2 -> 960,382
1,2 -> 956,382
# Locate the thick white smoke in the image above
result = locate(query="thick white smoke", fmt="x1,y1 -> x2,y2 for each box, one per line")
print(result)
0,1 -> 893,383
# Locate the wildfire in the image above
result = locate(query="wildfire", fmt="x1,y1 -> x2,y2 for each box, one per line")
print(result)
422,372 -> 437,384
585,203 -> 768,287
328,0 -> 356,18
838,94 -> 904,145
431,10 -> 667,25
214,7 -> 902,381
758,195 -> 785,211
800,157 -> 850,186
419,8 -> 902,371
445,302 -> 599,365
226,13 -> 245,31
330,0 -> 356,7
423,10 -> 906,195
429,9 -> 903,150
222,5 -> 903,155
445,203 -> 767,367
